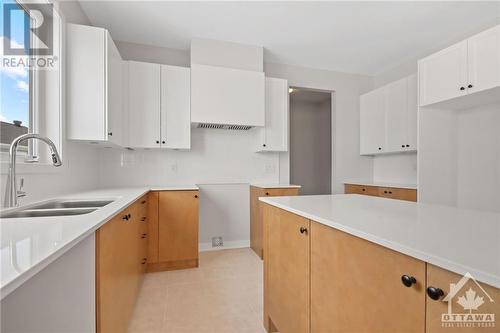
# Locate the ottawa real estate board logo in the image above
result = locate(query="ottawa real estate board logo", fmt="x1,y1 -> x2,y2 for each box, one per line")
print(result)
2,2 -> 57,70
440,272 -> 495,329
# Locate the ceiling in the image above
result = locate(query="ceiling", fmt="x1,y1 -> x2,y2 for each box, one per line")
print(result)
79,1 -> 500,76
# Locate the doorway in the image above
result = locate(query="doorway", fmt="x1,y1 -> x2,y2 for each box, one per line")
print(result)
289,88 -> 332,195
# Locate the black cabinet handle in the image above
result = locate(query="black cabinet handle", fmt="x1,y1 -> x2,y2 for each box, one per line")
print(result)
140,217 -> 146,222
108,132 -> 112,136
141,200 -> 146,204
362,188 -> 366,192
460,87 -> 465,91
401,275 -> 417,287
122,214 -> 129,221
141,258 -> 147,265
265,192 -> 270,196
401,145 -> 405,148
263,144 -> 266,147
141,233 -> 147,239
156,140 -> 160,144
406,144 -> 410,147
378,147 -> 382,150
299,227 -> 308,235
162,141 -> 166,144
194,194 -> 198,198
427,287 -> 444,300
389,191 -> 392,194
384,191 -> 388,194
128,214 -> 131,219
468,84 -> 473,88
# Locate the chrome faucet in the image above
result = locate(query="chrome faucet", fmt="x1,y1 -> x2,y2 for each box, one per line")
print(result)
6,134 -> 62,208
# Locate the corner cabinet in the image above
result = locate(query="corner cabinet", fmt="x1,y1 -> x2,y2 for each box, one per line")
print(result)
419,24 -> 500,107
257,77 -> 289,152
95,195 -> 148,333
125,61 -> 191,149
67,24 -> 123,146
360,74 -> 417,155
146,190 -> 199,272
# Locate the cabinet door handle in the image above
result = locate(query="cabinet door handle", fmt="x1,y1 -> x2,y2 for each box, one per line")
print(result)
194,194 -> 198,198
141,258 -> 147,265
401,145 -> 405,148
468,84 -> 473,88
108,132 -> 112,136
401,275 -> 417,287
141,233 -> 147,239
299,227 -> 308,235
162,140 -> 166,144
460,86 -> 465,91
378,147 -> 382,150
141,217 -> 146,222
263,144 -> 266,147
156,140 -> 160,144
265,192 -> 270,196
141,200 -> 146,204
122,214 -> 129,221
427,287 -> 444,300
362,188 -> 366,192
406,144 -> 410,147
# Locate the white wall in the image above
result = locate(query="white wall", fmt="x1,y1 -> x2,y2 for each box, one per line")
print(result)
372,153 -> 418,185
264,62 -> 374,194
419,103 -> 500,212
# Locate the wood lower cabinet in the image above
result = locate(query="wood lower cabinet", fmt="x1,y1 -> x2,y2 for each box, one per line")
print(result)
250,186 -> 300,259
345,183 -> 417,202
263,203 -> 310,333
147,190 -> 199,272
426,264 -> 500,333
311,222 -> 425,333
95,195 -> 148,333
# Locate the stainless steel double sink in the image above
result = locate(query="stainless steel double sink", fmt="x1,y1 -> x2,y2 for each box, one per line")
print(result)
0,199 -> 115,219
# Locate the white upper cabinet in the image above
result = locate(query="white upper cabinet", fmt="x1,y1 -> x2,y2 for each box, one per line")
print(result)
257,77 -> 289,152
467,25 -> 500,94
419,24 -> 500,107
360,74 -> 417,155
418,41 -> 468,106
125,61 -> 161,148
191,64 -> 265,127
360,89 -> 385,155
67,24 -> 123,145
125,61 -> 191,149
161,65 -> 191,149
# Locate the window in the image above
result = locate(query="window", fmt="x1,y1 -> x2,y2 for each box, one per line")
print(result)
0,1 -> 32,152
0,0 -> 63,165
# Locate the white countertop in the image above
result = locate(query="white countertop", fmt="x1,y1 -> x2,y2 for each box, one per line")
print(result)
344,181 -> 417,190
251,183 -> 302,189
0,185 -> 195,300
260,194 -> 500,288
149,185 -> 199,191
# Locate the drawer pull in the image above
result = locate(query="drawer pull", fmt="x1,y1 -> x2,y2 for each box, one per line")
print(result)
362,188 -> 366,192
141,200 -> 146,204
401,275 -> 416,287
141,217 -> 146,222
427,287 -> 444,300
299,227 -> 308,235
141,258 -> 147,265
265,192 -> 270,196
122,214 -> 129,221
141,234 -> 147,239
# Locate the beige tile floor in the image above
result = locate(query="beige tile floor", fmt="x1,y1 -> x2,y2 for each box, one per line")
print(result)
128,248 -> 266,333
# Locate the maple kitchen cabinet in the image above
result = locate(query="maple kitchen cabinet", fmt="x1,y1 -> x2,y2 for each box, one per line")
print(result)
425,264 -> 500,333
250,185 -> 300,259
67,24 -> 123,146
95,195 -> 148,333
257,77 -> 289,152
344,182 -> 417,202
263,204 -> 310,333
419,24 -> 500,107
147,190 -> 200,272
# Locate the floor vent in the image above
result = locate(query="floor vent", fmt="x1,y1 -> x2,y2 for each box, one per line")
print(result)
212,236 -> 224,247
197,123 -> 253,131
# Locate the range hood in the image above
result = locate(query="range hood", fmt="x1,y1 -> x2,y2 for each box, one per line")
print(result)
190,39 -> 265,130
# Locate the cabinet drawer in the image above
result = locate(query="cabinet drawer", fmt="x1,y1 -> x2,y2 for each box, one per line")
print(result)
344,184 -> 379,196
378,187 -> 417,202
263,188 -> 300,197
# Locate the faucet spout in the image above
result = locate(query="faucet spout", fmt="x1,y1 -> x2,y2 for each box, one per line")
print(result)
6,134 -> 63,208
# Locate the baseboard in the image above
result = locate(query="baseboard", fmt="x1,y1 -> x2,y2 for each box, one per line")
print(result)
199,240 -> 250,252
146,259 -> 198,272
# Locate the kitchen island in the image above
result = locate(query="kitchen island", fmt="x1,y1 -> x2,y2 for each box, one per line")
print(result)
260,194 -> 500,333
